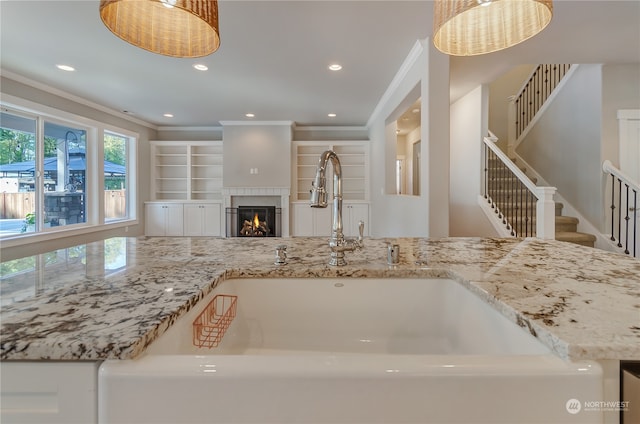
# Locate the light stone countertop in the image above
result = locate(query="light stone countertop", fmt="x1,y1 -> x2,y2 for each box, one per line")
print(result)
0,236 -> 638,361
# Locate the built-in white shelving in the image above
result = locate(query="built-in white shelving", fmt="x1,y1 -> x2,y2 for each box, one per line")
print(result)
150,141 -> 223,201
291,140 -> 370,237
293,141 -> 369,202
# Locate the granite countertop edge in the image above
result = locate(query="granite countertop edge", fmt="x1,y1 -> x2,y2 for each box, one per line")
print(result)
1,236 -> 638,362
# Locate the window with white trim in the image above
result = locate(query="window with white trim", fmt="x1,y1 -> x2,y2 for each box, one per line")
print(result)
0,106 -> 137,238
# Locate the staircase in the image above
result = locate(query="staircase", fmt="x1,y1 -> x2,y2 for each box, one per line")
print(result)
512,158 -> 597,248
483,63 -> 598,247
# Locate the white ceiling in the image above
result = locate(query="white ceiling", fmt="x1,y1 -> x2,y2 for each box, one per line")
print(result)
1,0 -> 638,129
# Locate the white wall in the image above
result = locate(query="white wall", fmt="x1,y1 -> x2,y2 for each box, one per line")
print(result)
367,39 -> 450,237
489,65 -> 536,150
221,123 -> 292,188
395,125 -> 421,195
517,65 -> 604,229
155,127 -> 222,141
601,63 -> 640,168
449,85 -> 499,237
517,64 -> 640,233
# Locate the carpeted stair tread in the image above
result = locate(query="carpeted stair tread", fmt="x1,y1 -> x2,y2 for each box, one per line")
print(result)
555,231 -> 596,247
555,216 -> 579,232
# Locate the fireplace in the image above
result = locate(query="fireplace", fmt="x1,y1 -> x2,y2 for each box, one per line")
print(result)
221,187 -> 290,237
226,206 -> 281,237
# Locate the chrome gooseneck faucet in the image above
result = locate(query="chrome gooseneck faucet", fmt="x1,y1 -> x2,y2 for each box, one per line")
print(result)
310,150 -> 364,266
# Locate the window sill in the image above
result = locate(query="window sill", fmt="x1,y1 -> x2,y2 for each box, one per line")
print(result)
0,219 -> 138,250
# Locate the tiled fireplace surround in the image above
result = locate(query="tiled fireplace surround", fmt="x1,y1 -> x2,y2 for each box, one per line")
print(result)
221,187 -> 290,237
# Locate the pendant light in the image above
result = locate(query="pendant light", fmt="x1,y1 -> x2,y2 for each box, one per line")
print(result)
433,0 -> 553,56
99,0 -> 220,58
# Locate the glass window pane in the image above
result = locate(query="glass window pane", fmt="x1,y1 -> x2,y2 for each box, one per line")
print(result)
104,132 -> 128,221
43,121 -> 87,229
0,112 -> 36,236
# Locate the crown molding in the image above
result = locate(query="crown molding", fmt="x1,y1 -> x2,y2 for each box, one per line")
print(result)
294,125 -> 368,132
0,69 -> 157,130
219,120 -> 295,127
157,126 -> 223,132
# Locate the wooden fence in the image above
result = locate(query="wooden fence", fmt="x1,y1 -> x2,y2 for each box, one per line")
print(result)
0,190 -> 126,220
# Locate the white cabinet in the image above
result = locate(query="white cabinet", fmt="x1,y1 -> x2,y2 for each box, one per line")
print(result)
145,203 -> 184,236
292,203 -> 332,236
291,202 -> 368,237
146,202 -> 222,236
344,203 -> 369,237
151,141 -> 223,201
0,361 -> 99,424
183,203 -> 222,236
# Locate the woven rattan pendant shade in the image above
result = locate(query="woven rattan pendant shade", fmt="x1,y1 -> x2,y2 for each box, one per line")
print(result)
100,0 -> 220,58
433,0 -> 553,56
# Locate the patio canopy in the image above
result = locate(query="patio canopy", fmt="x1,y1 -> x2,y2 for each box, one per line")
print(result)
0,156 -> 125,176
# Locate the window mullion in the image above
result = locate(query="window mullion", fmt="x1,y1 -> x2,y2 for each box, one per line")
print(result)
36,117 -> 45,231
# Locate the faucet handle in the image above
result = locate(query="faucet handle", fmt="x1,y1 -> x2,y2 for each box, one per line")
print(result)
358,220 -> 365,240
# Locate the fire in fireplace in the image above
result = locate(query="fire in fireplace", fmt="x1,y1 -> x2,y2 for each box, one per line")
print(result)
226,206 -> 281,237
240,211 -> 270,236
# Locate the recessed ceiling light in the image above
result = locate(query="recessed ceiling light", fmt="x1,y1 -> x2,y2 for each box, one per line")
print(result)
328,113 -> 337,117
56,64 -> 75,72
193,64 -> 208,71
328,64 -> 342,71
245,113 -> 255,118
412,108 -> 420,113
163,113 -> 174,118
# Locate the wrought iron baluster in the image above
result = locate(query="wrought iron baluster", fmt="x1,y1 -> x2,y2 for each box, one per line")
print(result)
610,173 -> 616,242
633,189 -> 637,258
624,183 -> 630,255
617,178 -> 623,248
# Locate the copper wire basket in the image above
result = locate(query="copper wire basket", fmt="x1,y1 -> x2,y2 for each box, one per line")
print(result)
192,294 -> 238,348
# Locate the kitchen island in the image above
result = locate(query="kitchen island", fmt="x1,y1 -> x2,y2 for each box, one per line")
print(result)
1,236 -> 638,423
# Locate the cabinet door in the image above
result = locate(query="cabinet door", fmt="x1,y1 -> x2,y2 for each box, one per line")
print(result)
292,203 -> 314,236
344,204 -> 369,237
165,204 -> 184,236
1,362 -> 98,424
202,204 -> 221,236
145,204 -> 167,236
183,204 -> 203,236
313,207 -> 332,236
183,204 -> 221,236
292,203 -> 333,236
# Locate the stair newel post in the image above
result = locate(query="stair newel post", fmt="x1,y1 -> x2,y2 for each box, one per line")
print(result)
535,187 -> 557,239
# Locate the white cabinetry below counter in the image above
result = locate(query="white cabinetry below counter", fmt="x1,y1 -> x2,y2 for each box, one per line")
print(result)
183,203 -> 222,236
145,202 -> 222,236
145,203 -> 184,236
291,202 -> 369,237
0,361 -> 99,424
